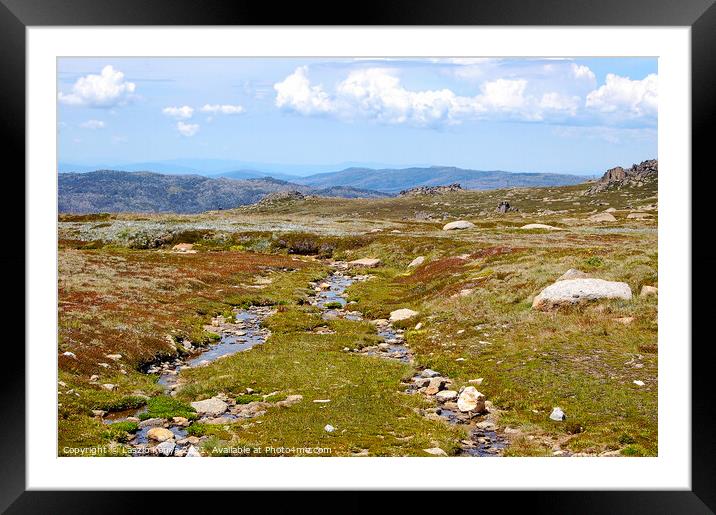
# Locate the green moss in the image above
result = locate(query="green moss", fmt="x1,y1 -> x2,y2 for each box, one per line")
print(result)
324,301 -> 343,309
235,394 -> 263,404
141,396 -> 197,420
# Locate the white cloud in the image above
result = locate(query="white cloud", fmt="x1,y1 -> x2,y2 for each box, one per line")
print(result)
162,105 -> 194,119
274,66 -> 335,115
176,121 -> 199,137
539,92 -> 580,116
571,63 -> 596,82
79,119 -> 106,129
586,73 -> 658,117
200,104 -> 245,115
58,65 -> 136,108
274,66 -> 572,126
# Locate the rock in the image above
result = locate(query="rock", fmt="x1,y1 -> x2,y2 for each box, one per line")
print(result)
588,212 -> 617,223
627,212 -> 651,219
640,285 -> 658,297
324,424 -> 335,433
172,243 -> 194,253
185,445 -> 202,457
62,351 -> 76,359
633,380 -> 645,387
414,322 -> 423,330
100,383 -> 117,391
177,436 -> 200,445
89,374 -> 99,382
408,256 -> 425,268
520,224 -> 561,230
549,407 -> 566,421
319,282 -> 331,290
105,354 -> 122,361
276,394 -> 303,407
413,377 -> 431,388
313,399 -> 331,403
91,409 -> 105,417
190,397 -> 228,417
421,369 -> 440,378
172,416 -> 190,426
532,278 -> 632,311
442,220 -> 475,231
349,258 -> 382,268
457,386 -> 486,412
425,377 -> 447,395
423,447 -> 448,456
154,441 -> 176,456
557,269 -> 589,281
496,201 -> 512,214
389,308 -> 419,321
147,427 -> 175,442
605,207 -> 617,213
138,417 -> 164,428
203,416 -> 235,425
435,390 -> 458,402
468,378 -> 484,385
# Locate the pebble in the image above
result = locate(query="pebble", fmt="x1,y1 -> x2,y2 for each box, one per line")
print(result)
324,424 -> 335,433
549,407 -> 566,421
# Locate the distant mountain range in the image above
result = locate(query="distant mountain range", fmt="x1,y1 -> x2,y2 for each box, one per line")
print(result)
289,166 -> 586,193
58,171 -> 390,214
58,165 -> 590,214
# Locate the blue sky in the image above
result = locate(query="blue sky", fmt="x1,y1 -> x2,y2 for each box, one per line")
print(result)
57,57 -> 657,175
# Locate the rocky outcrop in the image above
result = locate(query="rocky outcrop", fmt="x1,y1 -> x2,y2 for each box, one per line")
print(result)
585,159 -> 657,195
256,190 -> 306,205
399,183 -> 463,196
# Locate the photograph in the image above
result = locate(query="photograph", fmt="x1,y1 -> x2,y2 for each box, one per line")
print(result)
56,56 -> 660,459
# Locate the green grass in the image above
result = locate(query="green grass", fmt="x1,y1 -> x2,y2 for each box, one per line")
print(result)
139,396 -> 197,420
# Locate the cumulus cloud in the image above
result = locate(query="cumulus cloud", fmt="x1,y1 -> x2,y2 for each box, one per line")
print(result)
162,105 -> 194,119
586,73 -> 658,117
58,65 -> 136,108
571,63 -> 596,82
200,104 -> 245,115
274,66 -> 335,115
176,121 -> 199,137
79,119 -> 105,129
274,66 -> 573,126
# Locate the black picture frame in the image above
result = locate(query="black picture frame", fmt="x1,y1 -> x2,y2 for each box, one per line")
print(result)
2,0 -> 713,512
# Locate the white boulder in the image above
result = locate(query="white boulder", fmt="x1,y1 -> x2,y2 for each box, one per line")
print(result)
443,221 -> 475,231
389,308 -> 419,322
190,397 -> 228,417
457,386 -> 486,413
532,278 -> 632,311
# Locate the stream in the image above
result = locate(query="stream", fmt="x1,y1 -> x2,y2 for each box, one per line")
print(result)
104,262 -> 506,457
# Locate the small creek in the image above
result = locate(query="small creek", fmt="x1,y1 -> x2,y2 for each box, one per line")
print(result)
104,263 -> 506,457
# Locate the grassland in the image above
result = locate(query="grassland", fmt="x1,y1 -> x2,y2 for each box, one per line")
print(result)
58,179 -> 657,456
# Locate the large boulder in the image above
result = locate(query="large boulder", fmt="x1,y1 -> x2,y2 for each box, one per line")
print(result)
389,308 -> 419,322
533,278 -> 632,311
588,212 -> 617,223
443,220 -> 475,231
190,397 -> 228,417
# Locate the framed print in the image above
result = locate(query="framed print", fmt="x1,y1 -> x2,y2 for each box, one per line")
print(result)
3,0 -> 715,511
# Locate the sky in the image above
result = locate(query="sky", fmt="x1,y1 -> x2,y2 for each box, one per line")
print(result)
57,57 -> 657,175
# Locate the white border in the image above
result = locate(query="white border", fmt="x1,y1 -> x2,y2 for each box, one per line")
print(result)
28,27 -> 690,490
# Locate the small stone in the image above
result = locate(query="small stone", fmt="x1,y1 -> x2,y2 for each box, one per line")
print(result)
443,220 -> 475,231
349,258 -> 382,268
468,378 -> 484,385
389,308 -> 419,321
549,407 -> 566,421
276,394 -> 303,407
138,417 -> 164,428
324,424 -> 335,433
557,269 -> 589,281
185,445 -> 202,457
172,243 -> 194,253
245,388 -> 254,394
62,351 -> 77,359
313,399 -> 331,403
147,427 -> 175,442
421,369 -> 440,378
91,410 -> 105,417
154,441 -> 176,456
633,380 -> 645,386
614,317 -> 635,325
101,383 -> 117,391
640,285 -> 658,297
415,322 -> 423,330
319,282 -> 331,290
520,224 -> 561,230
408,256 -> 425,268
190,397 -> 228,417
425,377 -> 447,395
172,416 -> 190,426
89,375 -> 99,382
423,447 -> 448,456
457,386 -> 486,412
105,354 -> 122,361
